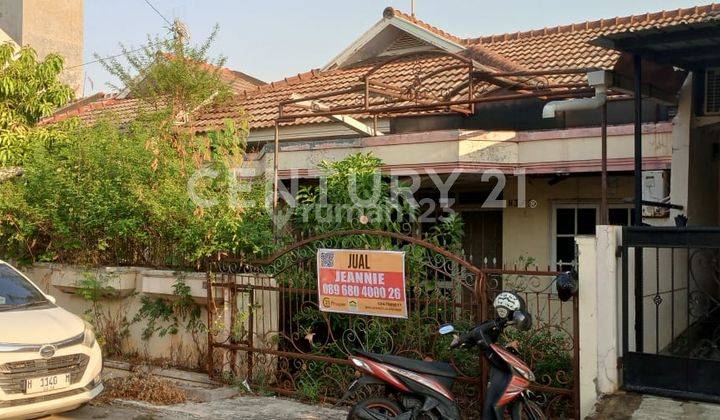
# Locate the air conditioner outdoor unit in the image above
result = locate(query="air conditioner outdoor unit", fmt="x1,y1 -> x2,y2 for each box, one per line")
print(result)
705,68 -> 720,115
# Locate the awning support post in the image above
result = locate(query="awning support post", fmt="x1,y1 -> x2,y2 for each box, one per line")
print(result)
600,102 -> 608,225
633,54 -> 643,226
633,53 -> 644,354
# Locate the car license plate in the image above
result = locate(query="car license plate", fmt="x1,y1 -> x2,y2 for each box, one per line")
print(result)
25,374 -> 70,394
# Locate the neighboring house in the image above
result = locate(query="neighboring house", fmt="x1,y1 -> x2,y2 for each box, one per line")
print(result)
40,63 -> 266,126
0,0 -> 84,96
189,5 -> 718,270
0,27 -> 16,47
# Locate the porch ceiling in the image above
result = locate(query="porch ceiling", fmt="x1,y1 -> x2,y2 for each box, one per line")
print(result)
590,18 -> 720,70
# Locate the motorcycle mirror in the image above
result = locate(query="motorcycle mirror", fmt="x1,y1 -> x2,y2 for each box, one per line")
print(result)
512,310 -> 532,331
555,271 -> 579,302
438,324 -> 455,335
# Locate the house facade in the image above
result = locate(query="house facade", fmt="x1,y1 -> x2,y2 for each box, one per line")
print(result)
190,6 -> 717,271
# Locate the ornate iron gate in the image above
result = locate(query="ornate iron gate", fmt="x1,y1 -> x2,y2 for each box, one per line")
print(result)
621,227 -> 720,401
206,230 -> 578,418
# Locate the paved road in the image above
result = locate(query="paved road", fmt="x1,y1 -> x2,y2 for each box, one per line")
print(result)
49,392 -> 720,420
590,392 -> 720,419
49,396 -> 348,420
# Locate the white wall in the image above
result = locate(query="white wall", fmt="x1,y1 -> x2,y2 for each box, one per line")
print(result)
576,235 -> 598,418
20,264 -> 219,369
576,226 -> 624,418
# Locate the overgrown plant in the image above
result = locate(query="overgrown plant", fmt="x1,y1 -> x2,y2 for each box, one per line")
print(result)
96,23 -> 231,127
75,272 -> 131,357
0,27 -> 274,268
291,152 -> 419,239
0,43 -> 74,166
133,279 -> 208,369
502,328 -> 573,389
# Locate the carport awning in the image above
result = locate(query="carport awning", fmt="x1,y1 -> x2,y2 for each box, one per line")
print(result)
590,18 -> 720,70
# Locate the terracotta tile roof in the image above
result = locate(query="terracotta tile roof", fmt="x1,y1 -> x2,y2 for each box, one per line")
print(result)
192,53 -> 488,132
466,4 -> 720,72
382,7 -> 464,45
40,96 -> 163,126
219,67 -> 266,93
161,53 -> 266,93
192,4 -> 720,133
45,4 -> 720,132
41,61 -> 265,126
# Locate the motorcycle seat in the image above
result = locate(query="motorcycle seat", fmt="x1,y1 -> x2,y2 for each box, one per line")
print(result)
354,349 -> 458,379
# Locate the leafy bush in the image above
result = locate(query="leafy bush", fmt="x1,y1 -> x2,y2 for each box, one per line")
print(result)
0,114 -> 272,267
0,43 -> 74,166
75,272 -> 131,357
0,26 -> 274,268
502,327 -> 574,389
291,152 -> 417,237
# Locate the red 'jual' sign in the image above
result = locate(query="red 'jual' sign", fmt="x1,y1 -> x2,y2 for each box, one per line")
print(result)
316,249 -> 407,318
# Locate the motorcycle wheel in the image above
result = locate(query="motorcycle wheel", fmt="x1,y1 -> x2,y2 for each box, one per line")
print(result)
347,397 -> 402,419
520,399 -> 546,420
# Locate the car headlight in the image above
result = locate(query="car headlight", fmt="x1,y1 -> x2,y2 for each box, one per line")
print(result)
83,322 -> 97,348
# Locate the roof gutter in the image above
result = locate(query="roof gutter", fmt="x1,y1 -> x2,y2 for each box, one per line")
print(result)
542,70 -> 610,118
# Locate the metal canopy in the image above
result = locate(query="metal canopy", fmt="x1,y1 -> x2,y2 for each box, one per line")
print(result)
590,18 -> 720,70
271,50 -> 608,210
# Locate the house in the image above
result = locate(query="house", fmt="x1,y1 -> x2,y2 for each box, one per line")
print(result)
40,61 -> 266,126
0,0 -> 84,95
189,5 -> 719,272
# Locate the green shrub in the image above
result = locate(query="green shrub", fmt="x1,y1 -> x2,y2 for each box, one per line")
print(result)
502,327 -> 574,389
0,26 -> 274,268
0,114 -> 272,267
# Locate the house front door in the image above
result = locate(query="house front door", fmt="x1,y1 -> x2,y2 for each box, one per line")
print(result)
462,210 -> 502,268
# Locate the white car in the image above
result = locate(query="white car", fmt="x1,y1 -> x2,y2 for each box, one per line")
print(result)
0,260 -> 103,419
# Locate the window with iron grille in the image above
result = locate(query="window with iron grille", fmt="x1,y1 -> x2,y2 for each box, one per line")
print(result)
705,68 -> 720,115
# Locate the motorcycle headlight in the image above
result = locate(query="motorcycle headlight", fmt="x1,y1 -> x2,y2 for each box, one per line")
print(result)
512,365 -> 536,382
350,357 -> 371,373
82,322 -> 97,348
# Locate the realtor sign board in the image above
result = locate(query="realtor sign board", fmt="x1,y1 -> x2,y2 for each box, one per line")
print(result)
317,249 -> 407,318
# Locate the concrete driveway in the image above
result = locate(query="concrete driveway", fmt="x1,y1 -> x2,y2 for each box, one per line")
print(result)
48,396 -> 348,420
590,392 -> 720,419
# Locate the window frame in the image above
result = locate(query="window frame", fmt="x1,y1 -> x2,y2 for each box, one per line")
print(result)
550,203 -> 633,271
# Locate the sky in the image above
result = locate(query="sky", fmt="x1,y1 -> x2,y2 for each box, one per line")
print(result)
83,0 -> 712,96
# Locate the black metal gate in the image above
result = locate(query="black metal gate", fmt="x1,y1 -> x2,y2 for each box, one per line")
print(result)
621,226 -> 720,401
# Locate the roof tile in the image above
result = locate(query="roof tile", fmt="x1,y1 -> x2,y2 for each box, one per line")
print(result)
195,4 -> 720,131
49,4 -> 720,131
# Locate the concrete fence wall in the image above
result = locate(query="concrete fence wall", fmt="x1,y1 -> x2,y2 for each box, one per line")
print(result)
20,236 -> 629,418
20,263 -> 215,369
575,225 -> 623,418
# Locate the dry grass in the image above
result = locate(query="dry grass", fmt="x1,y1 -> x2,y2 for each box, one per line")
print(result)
100,373 -> 187,405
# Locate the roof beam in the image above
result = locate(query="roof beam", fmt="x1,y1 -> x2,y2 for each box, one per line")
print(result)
649,44 -> 720,61
610,72 -> 678,105
329,114 -> 384,137
288,94 -> 384,137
